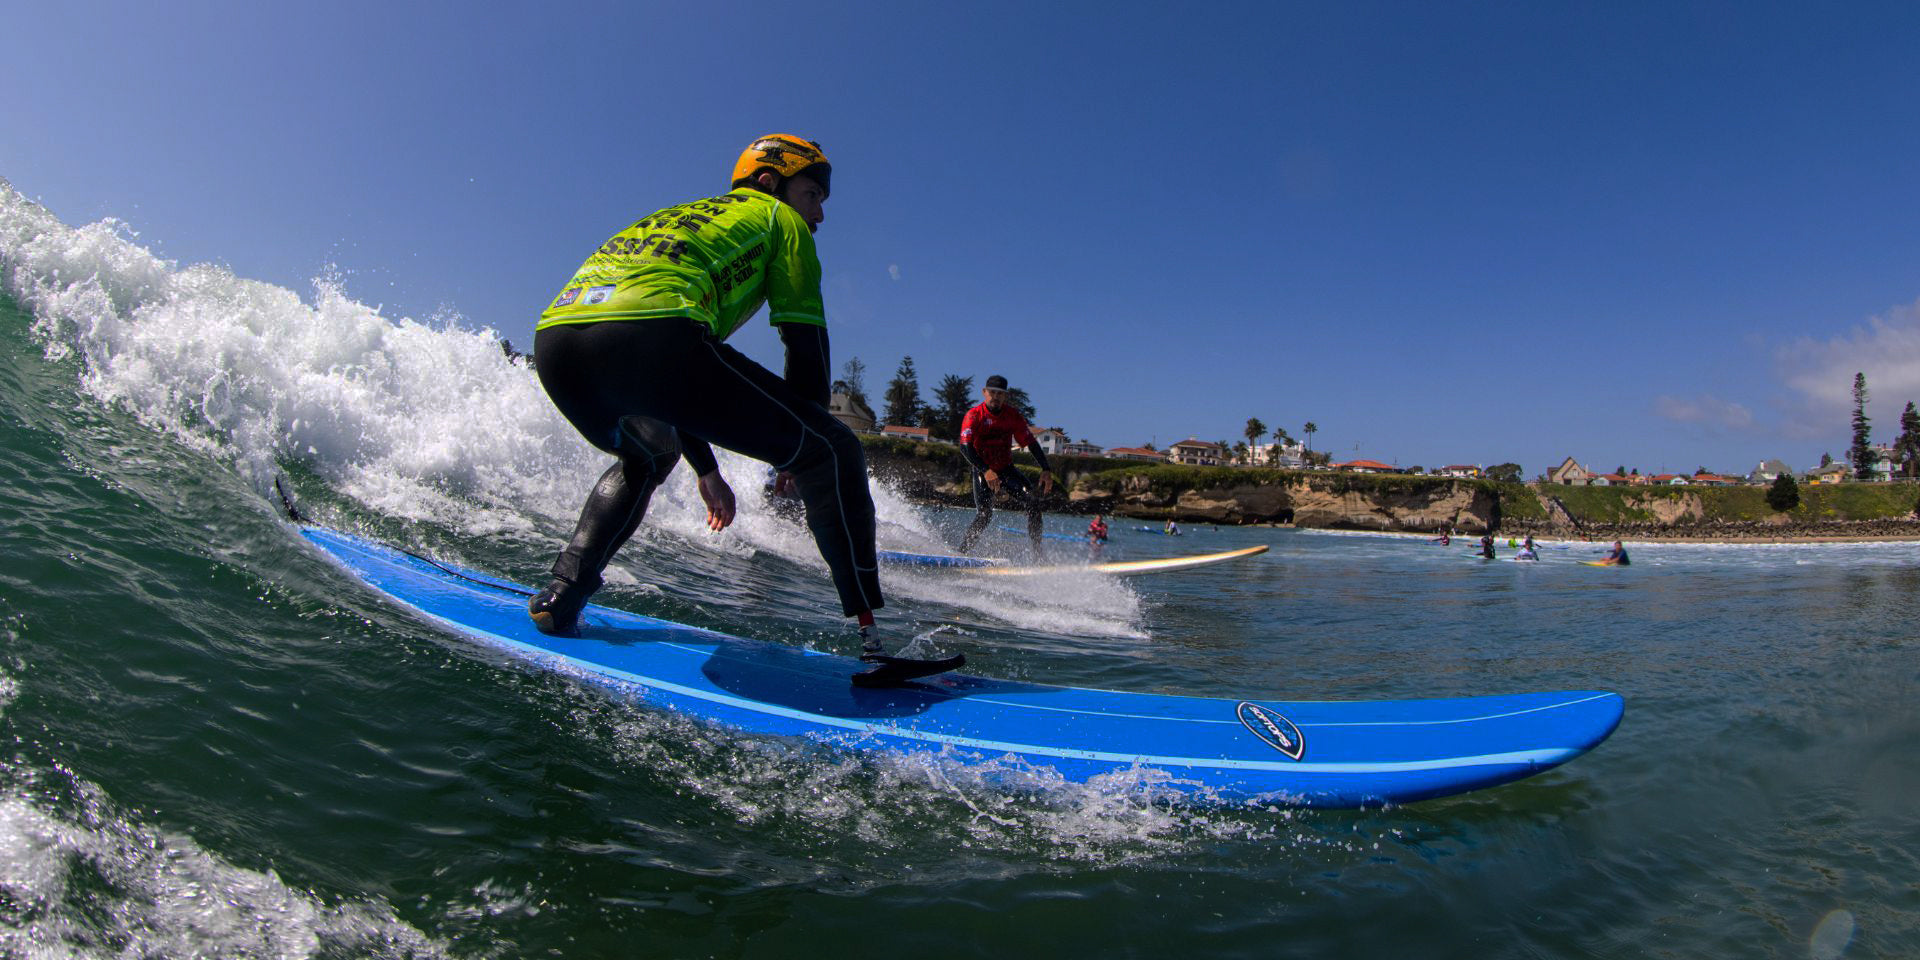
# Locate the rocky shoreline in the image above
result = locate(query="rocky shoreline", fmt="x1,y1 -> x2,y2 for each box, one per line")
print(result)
859,439 -> 1920,543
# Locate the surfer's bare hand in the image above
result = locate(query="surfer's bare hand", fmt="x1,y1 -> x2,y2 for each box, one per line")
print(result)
771,471 -> 798,499
699,471 -> 736,531
1039,472 -> 1055,494
983,469 -> 1002,492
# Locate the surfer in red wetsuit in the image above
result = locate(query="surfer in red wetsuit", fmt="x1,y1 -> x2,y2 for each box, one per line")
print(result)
957,375 -> 1056,555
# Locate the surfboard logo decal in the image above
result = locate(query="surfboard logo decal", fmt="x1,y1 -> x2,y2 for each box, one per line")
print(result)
1236,702 -> 1305,761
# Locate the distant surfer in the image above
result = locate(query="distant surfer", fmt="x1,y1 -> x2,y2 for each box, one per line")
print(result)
1516,534 -> 1539,561
1598,540 -> 1631,566
1087,513 -> 1109,544
1479,533 -> 1496,559
1165,518 -> 1181,536
958,375 -> 1055,556
1432,527 -> 1452,546
527,135 -> 913,673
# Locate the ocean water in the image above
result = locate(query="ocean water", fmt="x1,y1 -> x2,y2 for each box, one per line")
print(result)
2,176 -> 1917,959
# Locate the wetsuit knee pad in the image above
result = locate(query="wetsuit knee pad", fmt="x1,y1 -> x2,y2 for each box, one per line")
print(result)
611,415 -> 680,478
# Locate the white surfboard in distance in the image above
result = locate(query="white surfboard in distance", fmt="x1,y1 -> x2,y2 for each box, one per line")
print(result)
963,544 -> 1269,577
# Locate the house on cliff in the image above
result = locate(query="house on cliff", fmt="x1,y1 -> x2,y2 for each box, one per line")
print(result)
1335,459 -> 1398,474
1106,446 -> 1167,463
1806,463 -> 1849,484
881,424 -> 934,443
1748,460 -> 1793,485
1168,438 -> 1228,466
1249,441 -> 1307,468
1547,457 -> 1593,485
1863,443 -> 1897,481
828,386 -> 876,434
1032,427 -> 1106,460
1435,465 -> 1481,478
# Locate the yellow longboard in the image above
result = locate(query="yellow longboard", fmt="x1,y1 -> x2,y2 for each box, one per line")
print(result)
963,544 -> 1269,577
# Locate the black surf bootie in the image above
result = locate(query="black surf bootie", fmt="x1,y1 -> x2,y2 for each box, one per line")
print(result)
529,575 -> 598,636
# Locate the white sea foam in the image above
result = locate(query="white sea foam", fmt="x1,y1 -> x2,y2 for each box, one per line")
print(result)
573,698 -> 1314,872
0,790 -> 447,959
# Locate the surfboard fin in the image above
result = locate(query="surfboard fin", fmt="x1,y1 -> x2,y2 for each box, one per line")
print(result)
852,653 -> 966,688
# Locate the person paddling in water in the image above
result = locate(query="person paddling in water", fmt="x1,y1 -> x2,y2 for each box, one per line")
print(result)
957,376 -> 1055,557
1516,534 -> 1539,561
1599,540 -> 1631,566
1479,533 -> 1496,559
1087,513 -> 1109,544
529,135 -> 923,680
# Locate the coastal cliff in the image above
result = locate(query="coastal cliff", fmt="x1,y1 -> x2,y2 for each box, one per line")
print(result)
859,436 -> 1920,539
1065,468 -> 1503,531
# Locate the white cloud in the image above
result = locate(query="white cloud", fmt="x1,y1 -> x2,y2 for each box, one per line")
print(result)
887,264 -> 901,281
1775,297 -> 1920,438
1653,394 -> 1755,431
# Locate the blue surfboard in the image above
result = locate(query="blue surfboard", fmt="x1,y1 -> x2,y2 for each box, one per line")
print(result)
301,527 -> 1622,807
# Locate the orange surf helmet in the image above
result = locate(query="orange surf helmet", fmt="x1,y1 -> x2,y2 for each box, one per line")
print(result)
731,134 -> 831,198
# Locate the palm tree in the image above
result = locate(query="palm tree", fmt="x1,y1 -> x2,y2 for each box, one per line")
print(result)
1244,417 -> 1266,461
1302,422 -> 1317,454
1270,426 -> 1294,466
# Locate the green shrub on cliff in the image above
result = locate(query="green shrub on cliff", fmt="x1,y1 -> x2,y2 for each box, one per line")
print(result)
1493,483 -> 1546,520
1766,473 -> 1800,512
1541,479 -> 1913,525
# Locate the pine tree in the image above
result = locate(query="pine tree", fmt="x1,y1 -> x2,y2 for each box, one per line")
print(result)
1766,472 -> 1800,512
1850,372 -> 1877,480
882,356 -> 921,427
927,374 -> 975,441
1896,401 -> 1920,479
1005,386 -> 1036,422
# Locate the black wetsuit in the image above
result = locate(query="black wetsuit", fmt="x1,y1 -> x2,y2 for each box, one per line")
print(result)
958,460 -> 1047,555
534,317 -> 881,616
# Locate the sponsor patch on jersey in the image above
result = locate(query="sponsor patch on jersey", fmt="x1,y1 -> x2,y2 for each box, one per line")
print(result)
553,287 -> 581,307
1236,702 -> 1305,760
583,285 -> 615,305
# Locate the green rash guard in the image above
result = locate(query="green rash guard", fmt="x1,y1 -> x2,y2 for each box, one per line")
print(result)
537,188 -> 824,340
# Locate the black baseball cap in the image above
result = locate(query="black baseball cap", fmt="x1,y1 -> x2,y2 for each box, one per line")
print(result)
984,374 -> 1008,390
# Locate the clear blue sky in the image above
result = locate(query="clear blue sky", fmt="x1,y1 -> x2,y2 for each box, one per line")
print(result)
6,1 -> 1919,478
